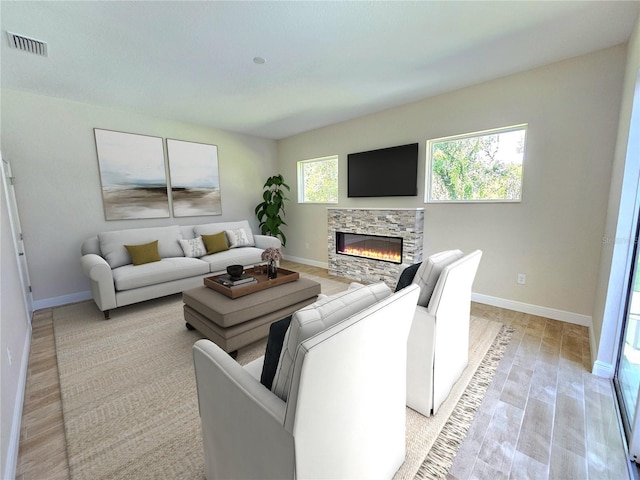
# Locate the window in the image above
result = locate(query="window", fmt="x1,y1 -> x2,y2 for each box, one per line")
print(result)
297,155 -> 338,203
426,124 -> 527,203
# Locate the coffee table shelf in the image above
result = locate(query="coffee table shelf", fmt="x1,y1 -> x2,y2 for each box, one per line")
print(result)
204,267 -> 300,299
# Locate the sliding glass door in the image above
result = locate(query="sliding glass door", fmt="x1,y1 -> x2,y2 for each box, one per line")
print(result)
613,70 -> 640,465
614,71 -> 640,463
615,216 -> 640,462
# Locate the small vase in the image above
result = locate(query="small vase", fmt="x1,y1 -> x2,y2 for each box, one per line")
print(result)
267,261 -> 278,279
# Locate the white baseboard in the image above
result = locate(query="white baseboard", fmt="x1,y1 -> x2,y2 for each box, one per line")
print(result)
471,293 -> 592,327
592,360 -> 615,378
33,290 -> 92,311
283,255 -> 328,269
472,294 -> 608,374
4,331 -> 31,480
590,328 -> 600,375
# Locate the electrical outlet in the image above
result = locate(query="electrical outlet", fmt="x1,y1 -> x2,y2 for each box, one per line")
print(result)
305,242 -> 310,249
517,273 -> 526,285
6,347 -> 12,366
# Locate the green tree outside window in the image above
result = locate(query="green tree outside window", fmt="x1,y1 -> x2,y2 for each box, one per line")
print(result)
298,156 -> 338,203
428,126 -> 526,202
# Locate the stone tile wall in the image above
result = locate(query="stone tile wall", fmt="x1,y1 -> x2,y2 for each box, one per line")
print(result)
328,208 -> 424,288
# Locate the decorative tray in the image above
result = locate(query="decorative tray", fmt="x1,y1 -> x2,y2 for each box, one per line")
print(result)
204,267 -> 300,299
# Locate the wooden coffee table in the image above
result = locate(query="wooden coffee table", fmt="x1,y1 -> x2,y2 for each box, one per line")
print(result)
182,268 -> 321,356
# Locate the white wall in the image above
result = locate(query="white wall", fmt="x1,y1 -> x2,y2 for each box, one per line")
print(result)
278,46 -> 626,324
0,89 -> 278,308
1,176 -> 31,479
592,16 -> 640,377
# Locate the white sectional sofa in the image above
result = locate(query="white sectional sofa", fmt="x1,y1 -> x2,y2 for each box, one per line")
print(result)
81,220 -> 280,318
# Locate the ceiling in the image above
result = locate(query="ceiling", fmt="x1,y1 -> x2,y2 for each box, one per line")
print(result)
1,1 -> 639,140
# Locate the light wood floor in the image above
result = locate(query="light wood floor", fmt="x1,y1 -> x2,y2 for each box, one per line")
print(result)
15,262 -> 632,479
449,303 -> 631,480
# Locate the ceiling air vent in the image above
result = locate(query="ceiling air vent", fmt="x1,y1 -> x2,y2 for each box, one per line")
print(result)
6,32 -> 48,57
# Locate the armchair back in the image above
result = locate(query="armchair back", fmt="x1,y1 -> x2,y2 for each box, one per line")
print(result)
406,249 -> 483,416
284,283 -> 420,479
193,283 -> 420,480
429,250 -> 482,412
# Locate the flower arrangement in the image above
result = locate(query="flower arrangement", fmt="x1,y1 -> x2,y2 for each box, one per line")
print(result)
261,247 -> 282,263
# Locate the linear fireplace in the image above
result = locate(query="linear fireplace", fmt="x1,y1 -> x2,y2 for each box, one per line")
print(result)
336,232 -> 402,264
328,208 -> 424,288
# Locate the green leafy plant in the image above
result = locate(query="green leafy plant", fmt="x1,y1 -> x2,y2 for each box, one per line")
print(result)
255,174 -> 290,247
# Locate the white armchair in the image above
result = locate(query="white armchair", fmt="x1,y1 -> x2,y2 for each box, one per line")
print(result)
405,250 -> 482,416
193,283 -> 420,480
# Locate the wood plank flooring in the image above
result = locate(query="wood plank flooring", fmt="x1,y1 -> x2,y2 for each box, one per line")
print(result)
15,262 -> 632,479
16,308 -> 69,480
449,303 -> 631,480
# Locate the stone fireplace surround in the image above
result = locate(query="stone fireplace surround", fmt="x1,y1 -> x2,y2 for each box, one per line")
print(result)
328,208 -> 424,288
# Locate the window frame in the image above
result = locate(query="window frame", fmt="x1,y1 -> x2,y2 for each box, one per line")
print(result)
297,154 -> 339,204
425,124 -> 527,204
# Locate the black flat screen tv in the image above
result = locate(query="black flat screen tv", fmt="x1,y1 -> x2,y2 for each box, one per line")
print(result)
347,143 -> 419,197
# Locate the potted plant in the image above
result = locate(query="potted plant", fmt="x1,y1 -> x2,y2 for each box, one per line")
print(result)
255,174 -> 290,247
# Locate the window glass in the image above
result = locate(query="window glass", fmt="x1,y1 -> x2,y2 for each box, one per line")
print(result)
297,155 -> 338,203
426,125 -> 527,203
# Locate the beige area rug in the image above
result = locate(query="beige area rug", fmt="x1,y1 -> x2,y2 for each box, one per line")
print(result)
53,273 -> 509,480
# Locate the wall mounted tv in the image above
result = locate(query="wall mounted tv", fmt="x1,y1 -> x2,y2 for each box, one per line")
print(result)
347,143 -> 419,197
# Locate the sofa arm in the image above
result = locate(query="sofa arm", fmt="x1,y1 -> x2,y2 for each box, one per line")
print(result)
80,254 -> 117,313
254,234 -> 282,250
192,340 -> 294,479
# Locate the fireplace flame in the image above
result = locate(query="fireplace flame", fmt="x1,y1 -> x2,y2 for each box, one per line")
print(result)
341,246 -> 401,263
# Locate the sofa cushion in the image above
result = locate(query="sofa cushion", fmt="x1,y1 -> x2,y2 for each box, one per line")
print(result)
112,257 -> 210,291
201,232 -> 229,254
194,220 -> 255,247
413,250 -> 463,307
179,237 -> 207,258
260,315 -> 293,390
124,240 -> 162,266
179,225 -> 196,240
98,225 -> 184,268
271,282 -> 392,401
226,228 -> 251,248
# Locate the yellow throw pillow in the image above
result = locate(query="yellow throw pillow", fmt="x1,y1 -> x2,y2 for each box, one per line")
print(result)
124,240 -> 161,266
201,232 -> 229,255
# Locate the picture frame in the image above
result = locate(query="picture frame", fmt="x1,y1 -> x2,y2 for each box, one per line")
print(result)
167,139 -> 222,217
93,128 -> 170,220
